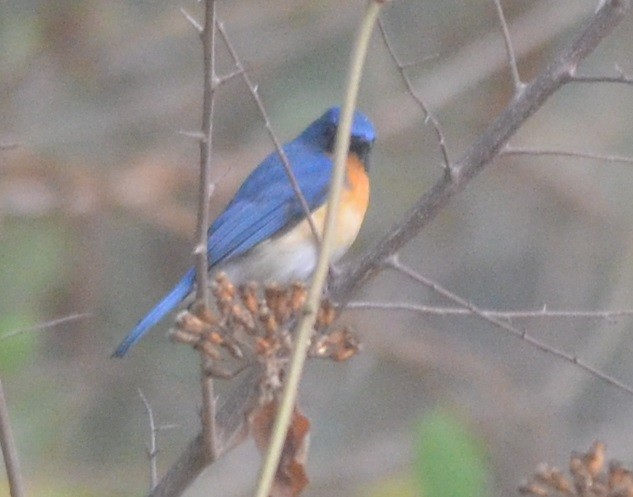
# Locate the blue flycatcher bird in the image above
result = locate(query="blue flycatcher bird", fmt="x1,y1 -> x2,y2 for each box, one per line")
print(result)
113,106 -> 375,357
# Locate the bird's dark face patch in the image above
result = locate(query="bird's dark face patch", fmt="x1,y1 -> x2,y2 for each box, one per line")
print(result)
350,135 -> 373,170
324,123 -> 337,154
323,124 -> 374,170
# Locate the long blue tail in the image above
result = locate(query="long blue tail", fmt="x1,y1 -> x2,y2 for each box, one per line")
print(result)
112,268 -> 196,357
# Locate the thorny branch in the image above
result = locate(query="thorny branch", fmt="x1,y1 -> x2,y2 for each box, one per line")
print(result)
190,0 -> 219,464
149,1 -> 631,495
216,20 -> 321,245
377,18 -> 450,170
346,301 -> 633,321
329,0 -> 630,302
387,256 -> 633,396
138,390 -> 159,491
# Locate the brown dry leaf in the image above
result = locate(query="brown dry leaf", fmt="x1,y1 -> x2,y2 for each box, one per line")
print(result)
251,401 -> 311,497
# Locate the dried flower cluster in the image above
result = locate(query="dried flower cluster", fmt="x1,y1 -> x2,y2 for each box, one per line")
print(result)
169,273 -> 360,393
519,442 -> 633,497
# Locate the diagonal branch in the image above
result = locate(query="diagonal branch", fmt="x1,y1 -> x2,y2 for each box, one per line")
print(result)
387,257 -> 633,396
377,17 -> 450,170
330,0 -> 630,303
216,20 -> 321,245
147,1 -> 630,495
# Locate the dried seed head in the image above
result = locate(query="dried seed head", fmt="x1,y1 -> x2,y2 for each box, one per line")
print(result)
549,469 -> 571,493
213,272 -> 237,304
521,443 -> 633,497
240,282 -> 260,315
172,276 -> 362,387
518,481 -> 549,496
175,309 -> 210,336
289,282 -> 307,311
585,441 -> 606,477
259,308 -> 278,336
316,299 -> 336,328
570,453 -> 584,477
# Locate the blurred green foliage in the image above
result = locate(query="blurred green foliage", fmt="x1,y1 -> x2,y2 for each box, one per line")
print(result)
413,409 -> 490,497
0,313 -> 39,374
0,219 -> 69,373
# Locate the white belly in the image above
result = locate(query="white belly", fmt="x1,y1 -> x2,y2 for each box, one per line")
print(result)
214,202 -> 364,285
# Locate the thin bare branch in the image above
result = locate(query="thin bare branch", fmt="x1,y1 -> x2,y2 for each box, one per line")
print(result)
0,312 -> 91,341
216,20 -> 321,245
492,0 -> 524,92
501,145 -> 633,165
215,67 -> 245,85
570,64 -> 633,85
571,75 -> 633,84
138,390 -> 159,491
179,8 -> 203,34
377,17 -> 451,171
347,301 -> 633,322
196,0 -> 219,462
149,1 -> 631,494
178,130 -> 207,141
0,379 -> 25,497
399,53 -> 439,69
387,256 -> 633,397
330,0 -> 630,303
149,366 -> 262,497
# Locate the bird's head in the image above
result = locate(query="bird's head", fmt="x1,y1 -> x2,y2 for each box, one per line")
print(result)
300,106 -> 376,168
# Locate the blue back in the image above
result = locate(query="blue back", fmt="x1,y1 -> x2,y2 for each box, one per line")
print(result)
112,106 -> 375,357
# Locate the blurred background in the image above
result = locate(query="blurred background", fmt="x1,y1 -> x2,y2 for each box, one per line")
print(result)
2,0 -> 633,495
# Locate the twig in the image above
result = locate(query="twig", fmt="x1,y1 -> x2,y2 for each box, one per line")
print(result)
147,1 -> 631,494
253,3 -> 384,497
0,379 -> 25,497
149,366 -> 262,497
216,20 -> 321,244
501,145 -> 633,165
386,256 -> 633,397
569,64 -> 633,85
346,301 -> 633,321
571,74 -> 633,84
491,0 -> 524,92
180,8 -> 202,33
377,17 -> 451,171
193,0 -> 218,462
329,0 -> 630,303
194,0 -> 215,307
0,313 -> 91,341
138,390 -> 159,491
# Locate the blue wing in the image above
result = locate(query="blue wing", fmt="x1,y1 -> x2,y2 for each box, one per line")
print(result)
113,140 -> 333,357
207,140 -> 333,265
